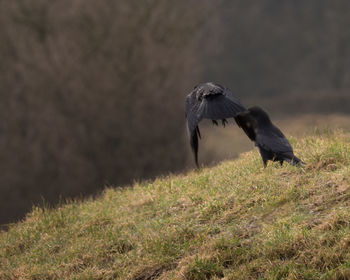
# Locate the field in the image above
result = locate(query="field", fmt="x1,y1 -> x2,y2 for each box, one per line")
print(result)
1,129 -> 350,279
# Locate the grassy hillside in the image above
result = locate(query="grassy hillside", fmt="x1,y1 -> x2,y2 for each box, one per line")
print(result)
1,129 -> 350,280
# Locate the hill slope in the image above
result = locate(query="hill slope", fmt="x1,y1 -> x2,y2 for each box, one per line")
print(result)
1,129 -> 350,280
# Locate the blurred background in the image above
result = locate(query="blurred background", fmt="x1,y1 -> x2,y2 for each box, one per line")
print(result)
1,0 -> 350,226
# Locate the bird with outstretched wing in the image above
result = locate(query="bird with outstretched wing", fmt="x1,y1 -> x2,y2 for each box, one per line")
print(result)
185,82 -> 246,166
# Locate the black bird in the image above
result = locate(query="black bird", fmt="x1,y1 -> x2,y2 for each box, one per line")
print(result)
185,82 -> 246,166
235,106 -> 303,167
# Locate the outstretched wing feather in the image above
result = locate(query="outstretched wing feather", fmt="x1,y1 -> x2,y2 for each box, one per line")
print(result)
201,95 -> 245,120
185,84 -> 246,166
235,113 -> 257,141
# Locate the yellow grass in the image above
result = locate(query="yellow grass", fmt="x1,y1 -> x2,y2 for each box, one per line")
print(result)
1,129 -> 350,279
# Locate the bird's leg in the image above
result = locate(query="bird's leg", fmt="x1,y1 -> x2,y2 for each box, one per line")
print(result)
263,160 -> 267,168
280,160 -> 283,166
212,120 -> 218,126
222,119 -> 228,127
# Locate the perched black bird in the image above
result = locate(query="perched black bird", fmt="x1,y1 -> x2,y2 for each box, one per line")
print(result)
235,106 -> 303,167
185,82 -> 246,166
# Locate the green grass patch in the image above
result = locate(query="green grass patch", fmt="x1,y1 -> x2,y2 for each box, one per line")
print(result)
1,130 -> 350,279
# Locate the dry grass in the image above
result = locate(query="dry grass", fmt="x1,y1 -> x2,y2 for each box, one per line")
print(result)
1,129 -> 350,279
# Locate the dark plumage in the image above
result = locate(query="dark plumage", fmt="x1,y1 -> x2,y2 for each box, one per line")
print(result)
235,106 -> 303,167
185,82 -> 246,166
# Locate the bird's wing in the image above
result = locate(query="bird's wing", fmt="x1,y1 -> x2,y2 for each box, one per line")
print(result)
255,126 -> 293,155
185,83 -> 246,166
235,111 -> 257,141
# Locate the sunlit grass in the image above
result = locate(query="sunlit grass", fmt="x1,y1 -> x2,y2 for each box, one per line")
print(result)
1,129 -> 350,279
